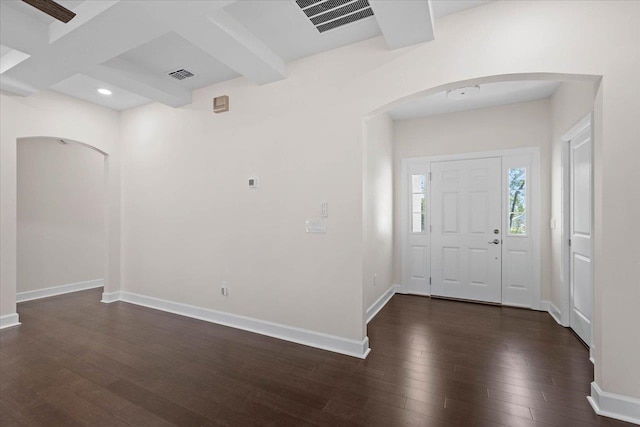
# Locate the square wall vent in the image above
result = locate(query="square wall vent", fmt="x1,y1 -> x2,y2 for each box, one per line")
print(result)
168,68 -> 195,80
295,0 -> 374,33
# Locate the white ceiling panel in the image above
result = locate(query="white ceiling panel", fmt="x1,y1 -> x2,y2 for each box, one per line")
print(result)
430,0 -> 493,19
51,74 -> 151,111
389,80 -> 561,121
117,32 -> 241,91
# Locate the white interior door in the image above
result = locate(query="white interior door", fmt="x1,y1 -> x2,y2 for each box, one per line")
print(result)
431,158 -> 502,303
569,119 -> 594,346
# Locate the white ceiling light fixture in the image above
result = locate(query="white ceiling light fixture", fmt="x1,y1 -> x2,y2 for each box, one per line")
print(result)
97,88 -> 112,96
446,85 -> 481,100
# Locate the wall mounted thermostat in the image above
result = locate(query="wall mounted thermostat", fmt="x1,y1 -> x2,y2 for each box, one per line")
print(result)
248,177 -> 258,188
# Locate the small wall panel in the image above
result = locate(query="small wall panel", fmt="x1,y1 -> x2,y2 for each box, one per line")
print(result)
506,249 -> 528,289
442,247 -> 460,283
442,192 -> 459,234
469,248 -> 488,286
410,245 -> 427,279
469,191 -> 488,234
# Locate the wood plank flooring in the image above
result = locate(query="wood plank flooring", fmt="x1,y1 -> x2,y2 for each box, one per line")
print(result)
0,289 -> 630,426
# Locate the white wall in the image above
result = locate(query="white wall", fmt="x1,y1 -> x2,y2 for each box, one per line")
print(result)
1,90 -> 121,321
363,113 -> 394,313
392,99 -> 552,296
17,138 -> 105,293
120,92 -> 366,342
549,81 -> 597,315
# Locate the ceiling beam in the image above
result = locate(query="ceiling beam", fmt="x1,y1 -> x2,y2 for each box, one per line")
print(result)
49,1 -> 120,43
0,49 -> 31,75
369,0 -> 435,49
174,9 -> 286,85
85,58 -> 192,108
0,75 -> 37,96
2,1 -> 176,90
0,2 -> 49,54
1,1 -> 285,106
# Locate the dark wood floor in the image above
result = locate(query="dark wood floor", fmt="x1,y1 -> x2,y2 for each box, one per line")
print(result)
0,289 -> 630,426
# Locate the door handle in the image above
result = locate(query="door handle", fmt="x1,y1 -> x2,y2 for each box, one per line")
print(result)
488,239 -> 500,244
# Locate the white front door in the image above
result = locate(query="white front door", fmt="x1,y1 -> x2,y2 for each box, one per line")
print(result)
569,118 -> 594,346
431,158 -> 502,303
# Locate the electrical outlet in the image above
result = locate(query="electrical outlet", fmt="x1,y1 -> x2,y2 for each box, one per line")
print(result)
373,274 -> 377,286
221,281 -> 228,296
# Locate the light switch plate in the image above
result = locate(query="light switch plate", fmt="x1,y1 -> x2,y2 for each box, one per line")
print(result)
305,220 -> 327,233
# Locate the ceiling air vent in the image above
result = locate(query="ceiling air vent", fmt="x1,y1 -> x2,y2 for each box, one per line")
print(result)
168,68 -> 195,80
295,0 -> 374,33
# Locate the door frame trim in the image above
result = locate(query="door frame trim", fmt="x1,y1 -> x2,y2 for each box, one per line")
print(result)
400,147 -> 541,309
561,112 -> 595,354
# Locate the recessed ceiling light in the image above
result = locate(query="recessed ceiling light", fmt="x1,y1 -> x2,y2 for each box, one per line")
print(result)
97,88 -> 112,96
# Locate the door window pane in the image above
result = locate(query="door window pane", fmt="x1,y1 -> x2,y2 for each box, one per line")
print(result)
411,174 -> 426,232
508,168 -> 526,235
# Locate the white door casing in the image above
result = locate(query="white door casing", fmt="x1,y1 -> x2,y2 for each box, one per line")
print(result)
401,148 -> 540,309
430,157 -> 502,303
568,115 -> 594,347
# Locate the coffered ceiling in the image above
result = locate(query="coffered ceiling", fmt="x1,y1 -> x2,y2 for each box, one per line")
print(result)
0,0 -> 492,111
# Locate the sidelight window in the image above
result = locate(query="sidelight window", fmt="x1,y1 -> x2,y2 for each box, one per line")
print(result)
508,168 -> 526,235
411,174 -> 426,232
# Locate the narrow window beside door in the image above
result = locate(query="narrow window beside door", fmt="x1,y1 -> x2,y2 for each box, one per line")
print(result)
411,174 -> 426,232
508,167 -> 526,235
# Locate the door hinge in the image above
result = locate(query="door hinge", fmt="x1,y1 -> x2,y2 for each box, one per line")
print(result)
429,172 -> 432,181
429,277 -> 432,285
429,224 -> 432,233
569,238 -> 572,247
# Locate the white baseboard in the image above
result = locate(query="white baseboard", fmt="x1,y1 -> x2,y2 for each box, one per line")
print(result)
395,284 -> 408,294
541,300 -> 563,325
101,291 -> 121,303
100,291 -> 370,359
588,382 -> 640,425
366,285 -> 397,324
17,279 -> 104,303
0,313 -> 21,329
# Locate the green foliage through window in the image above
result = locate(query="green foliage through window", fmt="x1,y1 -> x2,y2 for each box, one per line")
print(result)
508,168 -> 526,235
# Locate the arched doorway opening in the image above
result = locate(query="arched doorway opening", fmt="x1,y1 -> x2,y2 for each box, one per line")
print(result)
362,71 -> 601,360
2,136 -> 110,328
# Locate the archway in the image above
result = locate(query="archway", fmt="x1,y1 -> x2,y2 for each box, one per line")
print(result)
16,136 -> 109,307
0,136 -> 113,329
361,71 -> 601,358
